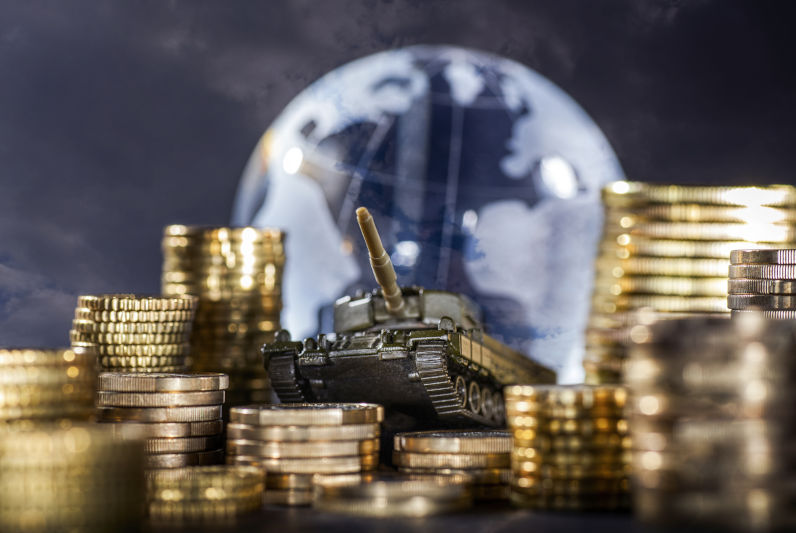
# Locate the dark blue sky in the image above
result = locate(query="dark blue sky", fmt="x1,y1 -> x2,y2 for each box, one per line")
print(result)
1,0 -> 796,345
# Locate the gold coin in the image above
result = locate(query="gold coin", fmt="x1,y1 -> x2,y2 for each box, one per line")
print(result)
229,403 -> 384,426
147,495 -> 262,522
512,459 -> 631,479
143,435 -> 224,454
263,488 -> 312,506
609,221 -> 796,242
73,307 -> 194,322
228,453 -> 378,474
512,447 -> 631,466
99,355 -> 187,369
397,467 -> 511,485
71,319 -> 191,334
596,257 -> 730,277
512,475 -> 629,495
97,390 -> 225,408
70,329 -> 189,345
508,417 -> 628,436
103,420 -> 224,438
77,294 -> 197,312
730,248 -> 796,264
144,449 -> 224,469
392,451 -> 509,470
0,404 -> 95,421
601,181 -> 796,207
0,347 -> 95,367
163,224 -> 284,240
514,433 -> 631,453
225,422 -> 380,442
592,295 -> 729,313
226,438 -> 378,458
147,465 -> 264,494
265,473 -> 314,490
593,275 -> 728,297
0,384 -> 94,407
727,294 -> 796,310
0,365 -> 95,386
74,342 -> 190,357
98,372 -> 229,393
608,236 -> 773,259
504,384 -> 627,409
609,204 -> 796,223
394,430 -> 511,455
97,405 -> 223,423
730,263 -> 796,279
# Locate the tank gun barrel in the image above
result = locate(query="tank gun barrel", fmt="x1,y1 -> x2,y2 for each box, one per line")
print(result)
356,207 -> 405,314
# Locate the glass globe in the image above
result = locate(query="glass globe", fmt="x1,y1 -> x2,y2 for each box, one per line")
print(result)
232,45 -> 625,383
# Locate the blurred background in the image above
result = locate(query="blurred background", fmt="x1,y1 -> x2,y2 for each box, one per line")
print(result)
1,0 -> 795,346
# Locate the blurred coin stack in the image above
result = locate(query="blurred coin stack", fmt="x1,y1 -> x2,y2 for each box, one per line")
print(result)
0,423 -> 145,532
587,181 -> 796,384
96,372 -> 227,469
626,315 -> 796,531
505,385 -> 631,511
226,403 -> 383,506
70,294 -> 196,373
393,430 -> 511,501
313,473 -> 472,517
146,466 -> 264,525
729,248 -> 796,316
0,347 -> 96,423
161,225 -> 285,407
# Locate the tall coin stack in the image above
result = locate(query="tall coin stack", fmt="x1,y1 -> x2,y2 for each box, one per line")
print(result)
587,181 -> 796,384
0,347 -> 96,423
393,430 -> 512,501
505,385 -> 631,511
96,372 -> 228,469
70,294 -> 197,373
161,225 -> 285,407
226,403 -> 383,506
0,424 -> 145,533
626,315 -> 796,531
729,248 -> 796,316
146,466 -> 264,525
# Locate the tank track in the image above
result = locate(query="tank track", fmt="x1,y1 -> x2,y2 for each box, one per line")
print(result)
414,340 -> 503,426
269,353 -> 308,402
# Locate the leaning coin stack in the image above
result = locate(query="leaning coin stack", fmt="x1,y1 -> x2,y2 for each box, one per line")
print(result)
161,225 -> 285,407
70,294 -> 197,373
146,466 -> 264,525
393,430 -> 512,501
226,403 -> 383,506
626,314 -> 796,531
587,181 -> 796,384
505,384 -> 631,511
729,248 -> 796,316
0,347 -> 97,423
96,372 -> 227,469
0,423 -> 145,532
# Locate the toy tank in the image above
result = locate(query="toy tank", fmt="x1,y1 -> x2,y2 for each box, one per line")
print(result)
262,208 -> 556,426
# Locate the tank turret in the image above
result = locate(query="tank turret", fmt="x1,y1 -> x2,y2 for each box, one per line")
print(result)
262,208 -> 556,427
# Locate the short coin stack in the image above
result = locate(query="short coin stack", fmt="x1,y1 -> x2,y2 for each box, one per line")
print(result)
146,465 -> 264,525
729,248 -> 796,316
0,347 -> 97,423
70,294 -> 197,373
161,225 -> 285,407
626,314 -> 796,531
505,384 -> 631,511
226,403 -> 383,506
0,423 -> 145,532
96,372 -> 228,469
586,181 -> 796,384
393,430 -> 512,501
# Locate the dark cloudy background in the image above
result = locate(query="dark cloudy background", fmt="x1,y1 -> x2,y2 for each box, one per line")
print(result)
1,0 -> 795,346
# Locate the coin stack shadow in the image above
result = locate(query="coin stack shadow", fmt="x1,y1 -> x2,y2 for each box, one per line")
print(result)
0,347 -> 97,423
626,315 -> 796,530
70,294 -> 197,373
225,403 -> 383,506
729,248 -> 796,316
505,385 -> 631,511
393,429 -> 512,501
96,372 -> 228,469
0,423 -> 145,532
161,226 -> 285,409
586,181 -> 796,384
146,465 -> 264,525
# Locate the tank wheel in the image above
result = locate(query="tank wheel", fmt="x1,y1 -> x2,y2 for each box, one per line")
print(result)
481,388 -> 494,419
493,392 -> 506,424
455,376 -> 467,407
468,381 -> 481,415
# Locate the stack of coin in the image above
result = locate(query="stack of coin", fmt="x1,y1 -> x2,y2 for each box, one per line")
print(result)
161,225 -> 285,408
587,181 -> 796,384
70,294 -> 197,373
393,430 -> 512,501
146,465 -> 264,525
226,403 -> 383,506
0,423 -> 145,532
313,473 -> 472,517
0,347 -> 96,423
505,384 -> 631,511
96,372 -> 227,469
626,314 -> 796,531
729,248 -> 796,315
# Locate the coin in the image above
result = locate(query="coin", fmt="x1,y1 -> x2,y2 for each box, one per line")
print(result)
611,236 -> 777,259
508,417 -> 628,435
97,390 -> 226,408
71,319 -> 192,334
229,403 -> 384,426
147,465 -> 264,493
612,204 -> 796,223
70,329 -> 189,345
99,355 -> 187,369
512,447 -> 631,466
593,276 -> 728,297
610,222 -> 796,242
392,451 -> 509,470
728,278 -> 796,295
512,475 -> 629,495
225,422 -> 380,442
263,488 -> 312,506
727,294 -> 796,310
504,384 -> 627,409
73,307 -> 194,322
730,309 -> 796,319
602,182 -> 796,207
228,453 -> 378,474
77,343 -> 190,357
77,294 -> 197,312
593,294 -> 729,313
397,467 -> 511,485
144,450 -> 224,469
514,433 -> 631,453
144,436 -> 224,454
512,459 -> 631,479
226,438 -> 379,458
98,372 -> 229,392
730,248 -> 796,264
97,405 -> 223,423
596,257 -> 730,277
394,430 -> 511,455
104,420 -> 224,438
730,263 -> 796,279
0,346 -> 95,367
